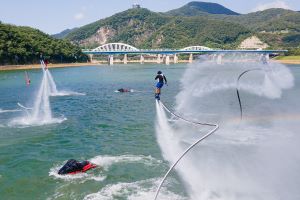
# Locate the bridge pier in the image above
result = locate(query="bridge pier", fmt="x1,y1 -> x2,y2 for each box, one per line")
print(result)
165,55 -> 170,65
123,54 -> 128,64
189,54 -> 193,63
265,54 -> 269,61
88,54 -> 94,63
174,54 -> 178,64
217,54 -> 222,65
109,55 -> 114,65
140,55 -> 144,64
157,54 -> 161,64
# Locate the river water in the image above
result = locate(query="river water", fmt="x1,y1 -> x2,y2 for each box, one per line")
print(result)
0,62 -> 299,200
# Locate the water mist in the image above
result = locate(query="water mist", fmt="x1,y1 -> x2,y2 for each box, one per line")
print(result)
155,54 -> 300,200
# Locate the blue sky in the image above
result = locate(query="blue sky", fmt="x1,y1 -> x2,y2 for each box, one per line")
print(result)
0,0 -> 299,34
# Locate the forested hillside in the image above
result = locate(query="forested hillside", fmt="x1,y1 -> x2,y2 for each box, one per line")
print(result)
63,7 -> 249,49
142,17 -> 250,49
166,1 -> 240,16
0,23 -> 87,65
65,8 -> 170,48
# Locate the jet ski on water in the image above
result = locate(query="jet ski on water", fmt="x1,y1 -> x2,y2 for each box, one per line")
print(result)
58,159 -> 97,175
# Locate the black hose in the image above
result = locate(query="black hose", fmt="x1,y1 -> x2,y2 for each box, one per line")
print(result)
160,101 -> 216,127
154,100 -> 218,200
236,68 -> 262,120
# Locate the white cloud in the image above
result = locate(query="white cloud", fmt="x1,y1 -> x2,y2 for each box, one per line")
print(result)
253,0 -> 291,12
74,12 -> 85,20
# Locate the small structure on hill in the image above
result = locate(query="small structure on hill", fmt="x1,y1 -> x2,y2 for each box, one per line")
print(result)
239,36 -> 269,49
132,4 -> 141,9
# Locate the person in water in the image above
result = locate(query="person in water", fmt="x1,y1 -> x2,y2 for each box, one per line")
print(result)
118,88 -> 130,93
25,71 -> 31,86
155,71 -> 167,100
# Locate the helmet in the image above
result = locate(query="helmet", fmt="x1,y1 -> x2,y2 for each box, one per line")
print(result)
157,71 -> 162,74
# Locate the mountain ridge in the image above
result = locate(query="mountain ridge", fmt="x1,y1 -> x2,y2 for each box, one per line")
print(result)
166,1 -> 240,16
52,2 -> 300,51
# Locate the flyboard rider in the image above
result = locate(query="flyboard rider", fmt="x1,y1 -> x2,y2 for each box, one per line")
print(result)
155,71 -> 167,100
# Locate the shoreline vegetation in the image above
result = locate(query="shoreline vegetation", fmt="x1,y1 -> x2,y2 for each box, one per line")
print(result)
1,57 -> 300,71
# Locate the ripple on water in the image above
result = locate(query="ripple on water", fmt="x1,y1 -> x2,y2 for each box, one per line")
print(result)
83,178 -> 187,200
51,91 -> 86,97
8,116 -> 67,128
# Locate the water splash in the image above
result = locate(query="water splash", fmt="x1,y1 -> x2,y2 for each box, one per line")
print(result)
10,69 -> 66,127
46,69 -> 58,95
155,54 -> 299,200
0,108 -> 21,113
84,178 -> 186,200
42,62 -> 85,97
50,90 -> 86,97
49,154 -> 162,183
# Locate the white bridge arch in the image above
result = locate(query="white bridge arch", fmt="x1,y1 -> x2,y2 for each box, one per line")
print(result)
181,46 -> 211,51
92,43 -> 139,52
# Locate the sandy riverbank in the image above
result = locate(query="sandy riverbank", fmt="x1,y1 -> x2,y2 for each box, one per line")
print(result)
0,63 -> 98,71
273,60 -> 300,64
0,60 -> 191,71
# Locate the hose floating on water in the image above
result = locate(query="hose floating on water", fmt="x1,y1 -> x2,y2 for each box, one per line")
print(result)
236,68 -> 263,120
154,100 -> 219,200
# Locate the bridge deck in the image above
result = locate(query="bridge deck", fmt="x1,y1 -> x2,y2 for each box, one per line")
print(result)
83,49 -> 287,55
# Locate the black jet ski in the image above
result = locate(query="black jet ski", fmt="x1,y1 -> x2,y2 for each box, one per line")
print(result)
58,159 -> 96,175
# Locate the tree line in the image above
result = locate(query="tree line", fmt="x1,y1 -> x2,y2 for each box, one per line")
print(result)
0,22 -> 88,65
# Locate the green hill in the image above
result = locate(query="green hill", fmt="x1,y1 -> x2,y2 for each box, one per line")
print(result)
166,1 -> 240,16
66,8 -> 170,48
54,2 -> 300,54
52,28 -> 78,39
64,7 -> 248,49
143,16 -> 250,49
217,9 -> 300,32
214,9 -> 300,49
0,22 -> 87,65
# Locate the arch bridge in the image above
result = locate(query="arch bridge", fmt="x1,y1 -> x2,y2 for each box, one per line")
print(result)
91,43 -> 139,52
82,43 -> 286,65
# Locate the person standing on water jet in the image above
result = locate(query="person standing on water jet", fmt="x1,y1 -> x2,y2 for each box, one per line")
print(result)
39,53 -> 48,70
155,71 -> 167,100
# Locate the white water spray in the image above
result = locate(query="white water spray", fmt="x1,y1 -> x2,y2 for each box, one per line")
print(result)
10,63 -> 66,126
155,54 -> 300,200
40,60 -> 85,96
47,69 -> 58,95
31,69 -> 52,122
